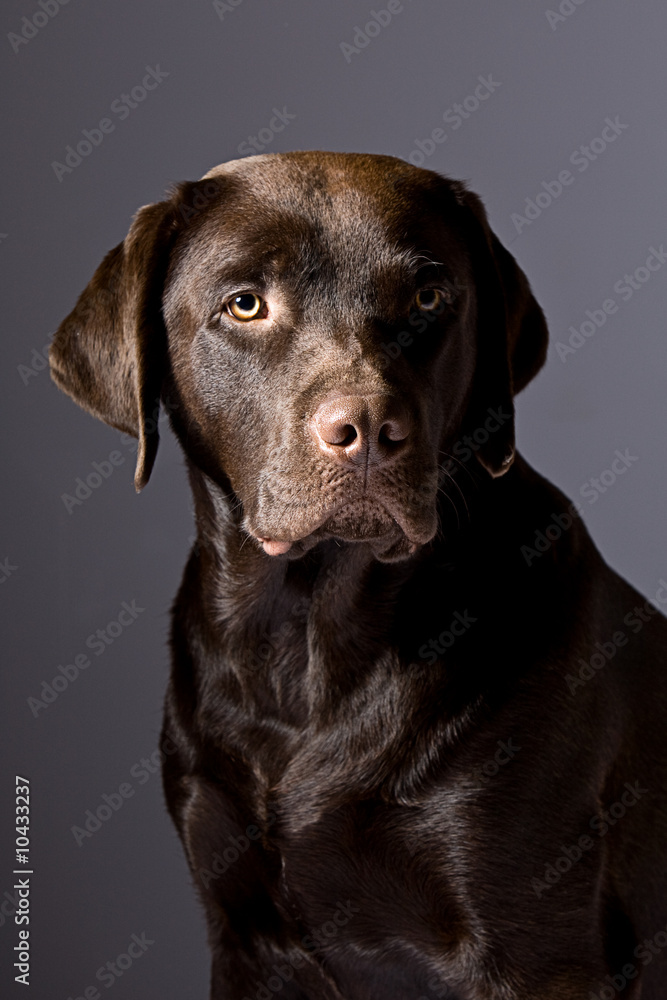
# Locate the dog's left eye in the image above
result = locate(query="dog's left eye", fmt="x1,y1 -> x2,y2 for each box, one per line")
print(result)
415,289 -> 444,312
226,293 -> 266,321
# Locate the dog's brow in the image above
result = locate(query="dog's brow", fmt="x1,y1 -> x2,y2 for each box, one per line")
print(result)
405,259 -> 452,287
416,260 -> 447,276
407,254 -> 445,272
202,266 -> 270,300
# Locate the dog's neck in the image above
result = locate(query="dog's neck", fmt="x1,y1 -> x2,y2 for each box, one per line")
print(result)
186,460 -> 415,625
178,454 -> 582,752
184,456 -> 500,643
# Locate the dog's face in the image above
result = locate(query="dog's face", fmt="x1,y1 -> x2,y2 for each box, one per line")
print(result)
50,152 -> 548,562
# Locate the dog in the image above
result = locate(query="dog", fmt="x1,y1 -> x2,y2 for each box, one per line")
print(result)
50,152 -> 667,1000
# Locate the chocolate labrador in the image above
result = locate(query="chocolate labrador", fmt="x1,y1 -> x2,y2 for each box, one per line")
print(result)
50,152 -> 667,1000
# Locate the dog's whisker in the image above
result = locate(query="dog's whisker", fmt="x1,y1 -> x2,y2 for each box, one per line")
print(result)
437,483 -> 461,531
442,471 -> 471,525
438,450 -> 480,489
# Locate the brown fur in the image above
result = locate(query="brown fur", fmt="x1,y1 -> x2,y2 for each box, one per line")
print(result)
51,152 -> 667,999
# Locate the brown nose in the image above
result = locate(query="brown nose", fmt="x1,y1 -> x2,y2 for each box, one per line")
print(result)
310,393 -> 411,466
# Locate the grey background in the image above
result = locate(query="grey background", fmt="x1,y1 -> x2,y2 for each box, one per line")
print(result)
1,0 -> 666,996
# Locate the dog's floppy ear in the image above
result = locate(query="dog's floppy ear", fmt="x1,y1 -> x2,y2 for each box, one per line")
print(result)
49,198 -> 179,491
452,183 -> 548,477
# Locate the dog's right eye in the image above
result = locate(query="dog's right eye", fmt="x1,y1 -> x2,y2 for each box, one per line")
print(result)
226,293 -> 267,321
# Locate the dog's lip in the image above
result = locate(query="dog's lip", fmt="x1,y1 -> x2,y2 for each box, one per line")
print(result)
254,497 -> 436,556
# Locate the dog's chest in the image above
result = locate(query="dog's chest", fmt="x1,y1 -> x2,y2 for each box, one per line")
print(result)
201,629 -> 604,997
239,689 -> 481,977
210,607 -> 533,992
266,761 -> 512,1000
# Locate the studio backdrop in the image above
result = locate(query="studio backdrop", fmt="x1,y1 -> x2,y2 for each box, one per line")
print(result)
1,0 -> 666,996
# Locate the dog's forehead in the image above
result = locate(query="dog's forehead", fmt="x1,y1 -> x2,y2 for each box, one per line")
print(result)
189,152 -> 461,276
200,150 -> 441,211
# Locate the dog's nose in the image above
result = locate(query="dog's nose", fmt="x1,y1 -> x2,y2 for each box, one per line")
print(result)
310,394 -> 411,465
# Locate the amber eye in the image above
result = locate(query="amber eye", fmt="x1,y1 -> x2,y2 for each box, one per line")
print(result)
415,288 -> 444,312
227,293 -> 265,321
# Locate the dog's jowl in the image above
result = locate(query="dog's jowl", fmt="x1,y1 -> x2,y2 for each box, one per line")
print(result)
50,152 -> 667,1000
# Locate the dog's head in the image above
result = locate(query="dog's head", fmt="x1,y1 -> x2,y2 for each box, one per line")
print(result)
50,152 -> 547,562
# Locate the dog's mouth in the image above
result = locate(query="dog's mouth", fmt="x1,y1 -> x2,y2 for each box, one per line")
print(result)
254,495 -> 437,562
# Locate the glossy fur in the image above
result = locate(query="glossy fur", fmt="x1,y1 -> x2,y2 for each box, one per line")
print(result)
50,152 -> 667,999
